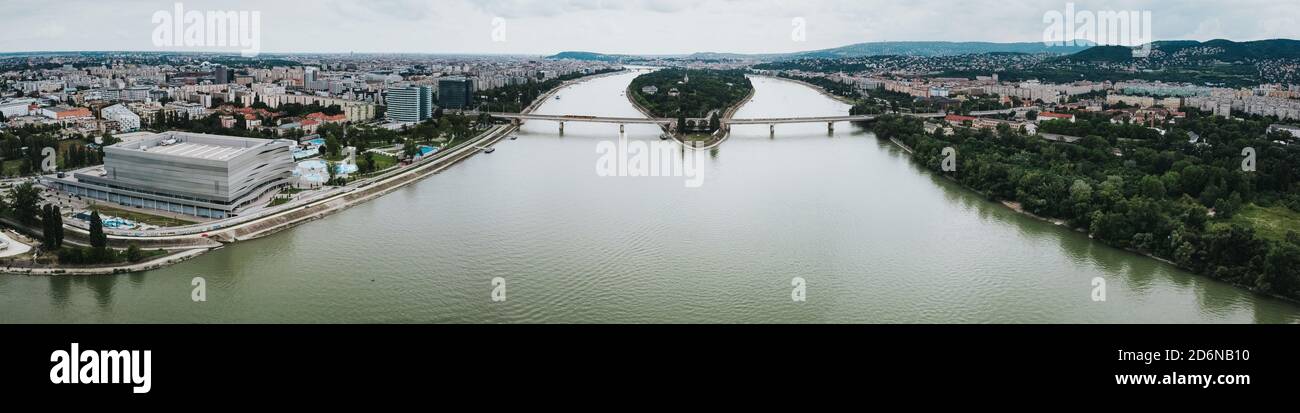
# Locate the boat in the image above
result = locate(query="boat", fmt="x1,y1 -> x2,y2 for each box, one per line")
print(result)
509,135 -> 518,140
484,147 -> 496,154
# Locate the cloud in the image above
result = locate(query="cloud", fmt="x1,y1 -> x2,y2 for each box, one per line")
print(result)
468,0 -> 704,18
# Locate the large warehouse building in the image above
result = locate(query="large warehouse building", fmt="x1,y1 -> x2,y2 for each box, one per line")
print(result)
45,132 -> 297,219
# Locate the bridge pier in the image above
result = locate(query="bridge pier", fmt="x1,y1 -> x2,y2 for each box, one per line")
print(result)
828,122 -> 834,134
619,124 -> 624,133
559,121 -> 565,135
770,124 -> 775,137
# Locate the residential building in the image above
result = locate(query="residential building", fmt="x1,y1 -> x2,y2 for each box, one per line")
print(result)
100,104 -> 141,131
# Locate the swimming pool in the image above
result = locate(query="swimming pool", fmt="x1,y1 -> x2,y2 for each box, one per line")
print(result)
295,159 -> 357,184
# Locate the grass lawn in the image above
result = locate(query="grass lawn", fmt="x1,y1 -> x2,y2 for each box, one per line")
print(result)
369,153 -> 398,171
1225,204 -> 1300,242
267,196 -> 292,207
87,203 -> 198,227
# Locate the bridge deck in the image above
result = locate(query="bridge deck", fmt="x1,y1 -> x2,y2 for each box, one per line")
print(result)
481,109 -> 1015,126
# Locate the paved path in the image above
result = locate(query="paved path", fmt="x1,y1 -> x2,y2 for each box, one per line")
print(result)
0,231 -> 32,258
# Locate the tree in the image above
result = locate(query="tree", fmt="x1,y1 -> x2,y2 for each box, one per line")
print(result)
403,140 -> 419,158
125,243 -> 144,263
324,135 -> 341,158
1214,192 -> 1243,219
1139,175 -> 1167,199
53,205 -> 63,248
9,182 -> 41,225
41,204 -> 62,248
362,151 -> 375,173
88,210 -> 107,252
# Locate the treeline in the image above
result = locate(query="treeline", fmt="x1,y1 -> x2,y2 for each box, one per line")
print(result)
477,68 -> 623,113
847,86 -> 1008,116
870,109 -> 1300,301
0,125 -> 107,175
0,183 -> 151,265
1037,113 -> 1165,141
55,210 -> 150,265
251,101 -> 343,118
152,112 -> 274,139
772,73 -> 863,100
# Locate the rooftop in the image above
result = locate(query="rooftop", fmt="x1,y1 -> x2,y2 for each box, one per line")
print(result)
111,131 -> 284,162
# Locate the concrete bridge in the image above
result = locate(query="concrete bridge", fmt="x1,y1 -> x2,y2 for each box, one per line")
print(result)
477,108 -> 1017,135
725,109 -> 1017,134
473,112 -> 674,134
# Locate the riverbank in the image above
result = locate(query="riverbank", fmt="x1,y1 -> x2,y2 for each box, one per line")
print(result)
871,113 -> 1300,306
2,70 -> 625,276
753,74 -> 859,106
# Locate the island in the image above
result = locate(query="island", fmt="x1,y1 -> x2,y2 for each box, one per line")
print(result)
627,68 -> 754,136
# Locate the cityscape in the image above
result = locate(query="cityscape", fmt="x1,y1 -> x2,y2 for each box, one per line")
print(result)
0,0 -> 1298,329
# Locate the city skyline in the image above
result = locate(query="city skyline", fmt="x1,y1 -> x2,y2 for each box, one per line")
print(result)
3,0 -> 1300,55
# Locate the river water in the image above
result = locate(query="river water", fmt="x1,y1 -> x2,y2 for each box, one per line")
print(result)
2,70 -> 1297,323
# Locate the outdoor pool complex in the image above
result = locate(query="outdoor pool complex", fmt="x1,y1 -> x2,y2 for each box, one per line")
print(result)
294,159 -> 358,184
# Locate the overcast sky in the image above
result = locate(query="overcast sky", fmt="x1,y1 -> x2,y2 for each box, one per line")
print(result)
2,0 -> 1298,55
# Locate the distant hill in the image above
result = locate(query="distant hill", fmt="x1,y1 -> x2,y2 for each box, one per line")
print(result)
1063,39 -> 1300,62
545,51 -> 635,61
788,41 -> 1094,58
547,41 -> 1096,62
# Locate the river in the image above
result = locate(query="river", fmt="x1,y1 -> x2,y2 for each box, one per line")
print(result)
2,70 -> 1297,323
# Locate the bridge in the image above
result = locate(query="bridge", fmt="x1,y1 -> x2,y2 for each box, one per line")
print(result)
724,109 -> 1015,134
472,112 -> 674,134
476,108 -> 1017,135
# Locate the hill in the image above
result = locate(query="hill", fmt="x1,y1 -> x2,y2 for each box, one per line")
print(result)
1064,39 -> 1300,63
790,41 -> 1094,58
548,41 -> 1097,62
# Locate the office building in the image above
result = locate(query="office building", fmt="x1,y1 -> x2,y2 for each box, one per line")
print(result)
437,77 -> 473,110
386,85 -> 434,122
